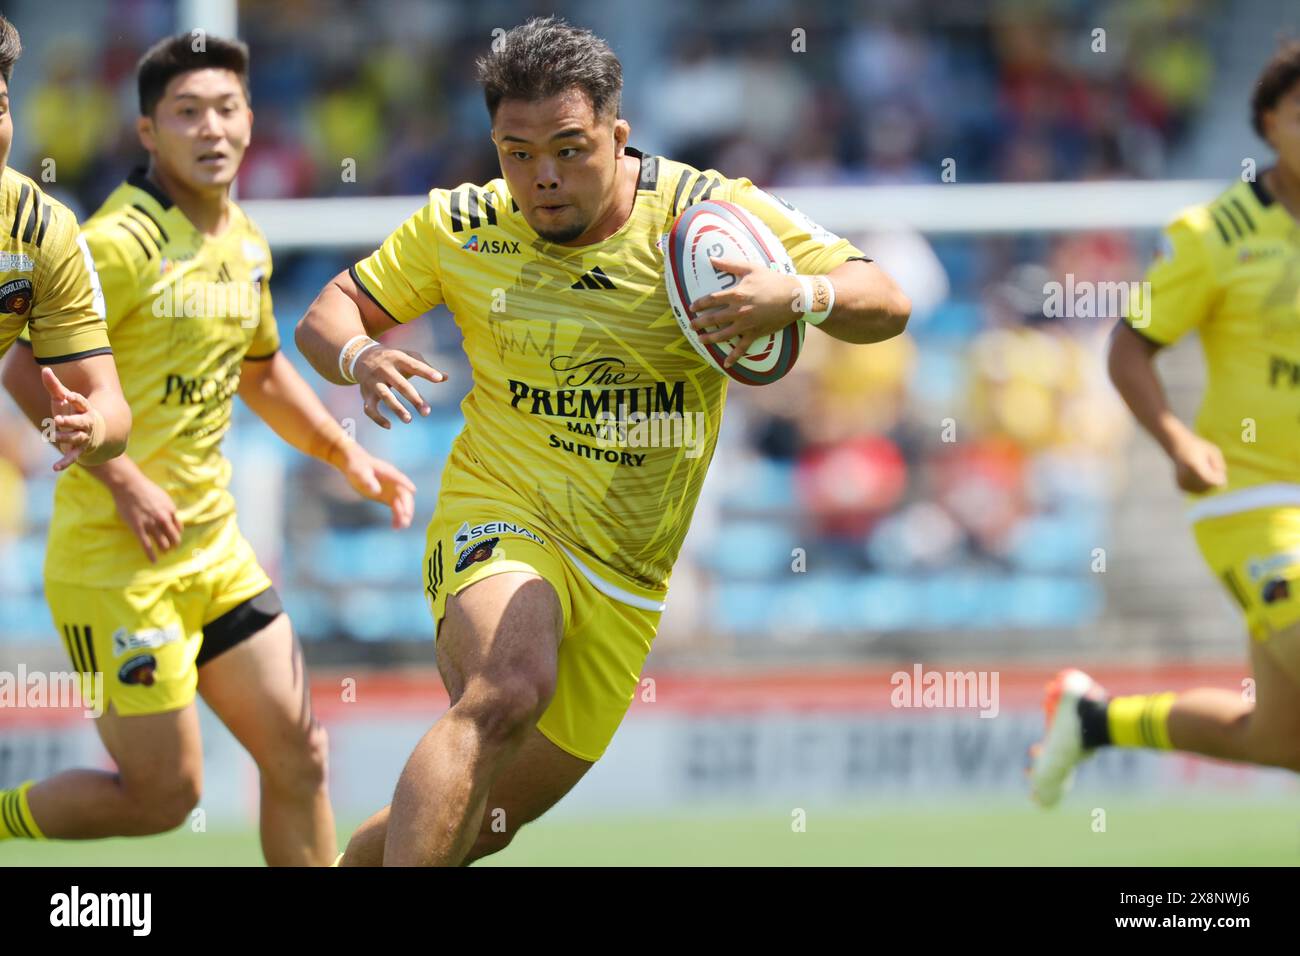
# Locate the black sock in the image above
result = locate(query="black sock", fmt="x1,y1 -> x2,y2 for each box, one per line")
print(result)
1078,696 -> 1111,749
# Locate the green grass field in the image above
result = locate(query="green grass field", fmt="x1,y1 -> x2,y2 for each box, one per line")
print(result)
3,801 -> 1298,865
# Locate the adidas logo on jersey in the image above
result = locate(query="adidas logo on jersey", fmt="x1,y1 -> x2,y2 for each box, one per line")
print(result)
571,267 -> 616,290
460,235 -> 520,254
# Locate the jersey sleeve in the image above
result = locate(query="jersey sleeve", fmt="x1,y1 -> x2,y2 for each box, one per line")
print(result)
1126,212 -> 1218,345
80,216 -> 151,335
26,204 -> 112,365
247,252 -> 279,360
725,177 -> 870,276
350,191 -> 445,323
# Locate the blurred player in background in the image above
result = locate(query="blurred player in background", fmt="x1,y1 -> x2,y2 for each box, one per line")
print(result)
0,34 -> 415,865
0,14 -> 129,473
296,16 -> 911,865
1032,42 -> 1300,805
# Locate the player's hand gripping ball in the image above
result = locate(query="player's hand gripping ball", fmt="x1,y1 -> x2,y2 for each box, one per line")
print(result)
664,199 -> 804,385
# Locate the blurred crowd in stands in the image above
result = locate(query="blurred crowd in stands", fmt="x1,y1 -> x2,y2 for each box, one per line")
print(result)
1,0 -> 1217,650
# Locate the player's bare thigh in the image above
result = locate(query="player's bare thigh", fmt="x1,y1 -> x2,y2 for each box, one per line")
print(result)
196,612 -> 325,774
435,570 -> 565,709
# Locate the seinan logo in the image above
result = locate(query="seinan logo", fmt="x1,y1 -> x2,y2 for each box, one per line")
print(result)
461,235 -> 521,254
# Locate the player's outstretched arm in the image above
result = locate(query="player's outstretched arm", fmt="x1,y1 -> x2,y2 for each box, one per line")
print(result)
237,350 -> 417,530
295,269 -> 447,430
1,344 -> 131,471
1107,321 -> 1225,493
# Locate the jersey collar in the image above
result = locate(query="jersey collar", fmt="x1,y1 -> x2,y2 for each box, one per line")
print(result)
127,166 -> 175,211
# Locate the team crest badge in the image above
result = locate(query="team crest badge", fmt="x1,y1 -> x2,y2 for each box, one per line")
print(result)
0,277 -> 33,314
455,537 -> 500,572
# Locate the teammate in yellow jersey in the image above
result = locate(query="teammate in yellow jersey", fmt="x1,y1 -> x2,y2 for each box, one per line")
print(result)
0,14 -> 129,470
296,17 -> 911,866
0,34 -> 415,864
1031,42 -> 1300,805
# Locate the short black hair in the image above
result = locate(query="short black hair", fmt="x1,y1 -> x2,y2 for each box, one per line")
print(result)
137,31 -> 249,116
1252,40 -> 1300,139
0,15 -> 22,86
475,16 -> 622,124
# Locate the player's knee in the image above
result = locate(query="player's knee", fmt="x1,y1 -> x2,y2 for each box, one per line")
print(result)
461,673 -> 555,745
263,719 -> 330,799
124,771 -> 202,833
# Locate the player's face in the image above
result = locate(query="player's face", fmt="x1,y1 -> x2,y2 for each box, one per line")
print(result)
492,88 -> 628,244
1263,80 -> 1300,181
139,68 -> 252,193
0,80 -> 12,175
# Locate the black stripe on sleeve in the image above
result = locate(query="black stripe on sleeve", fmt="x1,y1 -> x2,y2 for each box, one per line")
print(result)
700,177 -> 721,201
1208,209 -> 1230,244
13,333 -> 31,349
34,346 -> 114,366
347,264 -> 398,321
687,174 -> 709,207
243,349 -> 279,362
483,191 -> 497,226
466,186 -> 481,229
1216,203 -> 1245,240
672,172 -> 693,214
21,200 -> 39,243
117,220 -> 156,258
124,209 -> 164,246
1229,197 -> 1255,234
844,255 -> 875,264
10,183 -> 30,239
130,203 -> 170,243
449,190 -> 464,232
34,204 -> 51,248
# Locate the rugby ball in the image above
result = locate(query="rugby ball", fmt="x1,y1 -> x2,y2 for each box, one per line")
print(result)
664,199 -> 804,385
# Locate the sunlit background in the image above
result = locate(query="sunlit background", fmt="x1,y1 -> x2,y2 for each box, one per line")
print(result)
3,0 -> 1300,865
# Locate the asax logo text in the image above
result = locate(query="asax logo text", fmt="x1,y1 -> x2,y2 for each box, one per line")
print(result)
461,235 -> 521,254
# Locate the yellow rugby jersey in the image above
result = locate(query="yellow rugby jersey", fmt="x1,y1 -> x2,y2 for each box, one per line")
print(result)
45,169 -> 279,586
0,166 -> 110,363
353,147 -> 867,591
1126,176 -> 1300,514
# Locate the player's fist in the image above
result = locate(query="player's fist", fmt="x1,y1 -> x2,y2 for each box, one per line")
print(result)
1171,432 -> 1227,493
354,346 -> 446,429
41,367 -> 106,472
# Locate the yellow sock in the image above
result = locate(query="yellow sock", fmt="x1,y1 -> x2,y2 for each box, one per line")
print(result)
1108,692 -> 1177,750
0,781 -> 46,840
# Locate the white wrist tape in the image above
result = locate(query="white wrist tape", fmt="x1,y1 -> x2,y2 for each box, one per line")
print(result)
795,275 -> 835,326
338,335 -> 381,384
